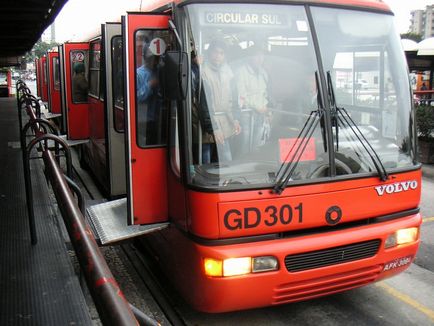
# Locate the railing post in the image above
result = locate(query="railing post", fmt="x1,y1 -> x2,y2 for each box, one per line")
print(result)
23,140 -> 38,245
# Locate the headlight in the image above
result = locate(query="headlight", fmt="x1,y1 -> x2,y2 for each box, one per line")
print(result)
204,256 -> 279,277
223,257 -> 251,276
385,227 -> 419,248
252,256 -> 279,273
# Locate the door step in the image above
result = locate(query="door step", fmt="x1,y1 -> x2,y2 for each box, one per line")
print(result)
86,198 -> 168,245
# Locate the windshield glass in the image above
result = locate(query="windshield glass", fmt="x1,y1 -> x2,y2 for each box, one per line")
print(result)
185,4 -> 415,190
312,7 -> 414,174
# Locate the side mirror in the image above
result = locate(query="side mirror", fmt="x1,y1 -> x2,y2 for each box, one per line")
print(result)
162,51 -> 188,100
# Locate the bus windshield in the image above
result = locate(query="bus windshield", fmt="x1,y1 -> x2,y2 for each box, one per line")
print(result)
185,3 -> 415,190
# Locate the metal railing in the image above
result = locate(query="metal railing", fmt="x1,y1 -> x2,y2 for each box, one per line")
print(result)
16,81 -> 159,326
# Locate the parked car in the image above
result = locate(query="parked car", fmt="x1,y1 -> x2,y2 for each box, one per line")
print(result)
344,79 -> 369,90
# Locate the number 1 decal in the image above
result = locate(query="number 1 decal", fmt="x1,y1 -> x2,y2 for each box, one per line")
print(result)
149,37 -> 166,56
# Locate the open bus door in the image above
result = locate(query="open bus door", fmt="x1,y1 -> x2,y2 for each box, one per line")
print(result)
123,13 -> 171,225
102,22 -> 127,197
47,51 -> 61,115
86,14 -> 170,244
60,42 -> 90,140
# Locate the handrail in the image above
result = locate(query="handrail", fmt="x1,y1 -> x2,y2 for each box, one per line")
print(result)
18,83 -> 154,325
42,149 -> 139,325
63,174 -> 85,215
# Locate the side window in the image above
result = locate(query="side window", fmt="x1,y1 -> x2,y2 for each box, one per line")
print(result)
89,40 -> 101,97
111,36 -> 124,132
134,29 -> 172,147
53,57 -> 60,90
70,50 -> 89,103
43,60 -> 47,85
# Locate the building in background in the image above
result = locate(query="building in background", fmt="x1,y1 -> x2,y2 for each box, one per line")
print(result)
41,23 -> 56,43
410,5 -> 434,39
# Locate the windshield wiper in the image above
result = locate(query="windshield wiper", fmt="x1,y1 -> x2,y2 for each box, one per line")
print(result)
273,72 -> 326,195
326,71 -> 388,181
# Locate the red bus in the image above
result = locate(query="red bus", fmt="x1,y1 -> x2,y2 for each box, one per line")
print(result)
58,25 -> 126,197
0,69 -> 12,97
61,0 -> 421,313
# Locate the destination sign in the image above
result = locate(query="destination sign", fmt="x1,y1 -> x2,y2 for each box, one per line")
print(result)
203,11 -> 289,27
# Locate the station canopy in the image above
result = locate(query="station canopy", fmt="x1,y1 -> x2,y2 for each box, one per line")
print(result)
0,0 -> 68,67
403,37 -> 434,72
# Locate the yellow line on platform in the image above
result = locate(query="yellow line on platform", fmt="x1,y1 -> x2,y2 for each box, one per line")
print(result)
422,217 -> 434,223
377,282 -> 434,322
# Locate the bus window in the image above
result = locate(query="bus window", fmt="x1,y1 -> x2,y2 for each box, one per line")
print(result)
186,4 -> 327,188
312,7 -> 413,171
134,29 -> 172,147
184,3 -> 415,190
53,56 -> 61,91
89,40 -> 101,98
70,49 -> 89,103
43,60 -> 47,85
111,35 -> 124,132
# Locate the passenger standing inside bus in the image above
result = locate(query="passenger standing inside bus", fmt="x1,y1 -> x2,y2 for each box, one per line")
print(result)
136,44 -> 161,145
72,62 -> 88,103
201,40 -> 241,162
191,50 -> 215,164
236,45 -> 270,154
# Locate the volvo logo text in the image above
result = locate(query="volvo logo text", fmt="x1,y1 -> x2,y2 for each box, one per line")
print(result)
375,180 -> 418,196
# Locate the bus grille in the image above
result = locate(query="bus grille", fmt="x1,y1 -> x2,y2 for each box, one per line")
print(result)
284,239 -> 381,272
273,264 -> 383,304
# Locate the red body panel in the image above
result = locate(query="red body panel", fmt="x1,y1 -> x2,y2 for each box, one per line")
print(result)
125,13 -> 170,224
187,170 -> 421,239
63,43 -> 90,139
7,71 -> 12,96
47,52 -> 61,114
314,0 -> 390,11
149,210 -> 420,312
168,169 -> 188,230
88,96 -> 105,140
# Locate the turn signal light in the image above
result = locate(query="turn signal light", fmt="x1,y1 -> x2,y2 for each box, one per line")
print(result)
204,258 -> 222,277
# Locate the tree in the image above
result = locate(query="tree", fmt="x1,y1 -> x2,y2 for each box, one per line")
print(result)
24,40 -> 58,63
400,33 -> 423,43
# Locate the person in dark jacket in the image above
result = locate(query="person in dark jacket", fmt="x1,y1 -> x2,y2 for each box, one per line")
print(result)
72,62 -> 88,103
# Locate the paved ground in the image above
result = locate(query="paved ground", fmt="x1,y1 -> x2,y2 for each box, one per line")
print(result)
422,163 -> 434,179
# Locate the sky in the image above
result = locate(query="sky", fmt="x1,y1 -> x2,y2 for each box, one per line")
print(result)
51,0 -> 433,42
